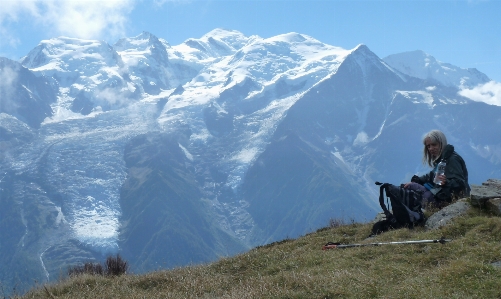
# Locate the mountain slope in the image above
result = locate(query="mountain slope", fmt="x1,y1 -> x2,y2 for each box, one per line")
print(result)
20,204 -> 501,299
0,58 -> 56,128
119,133 -> 246,271
242,44 -> 401,242
1,29 -> 501,296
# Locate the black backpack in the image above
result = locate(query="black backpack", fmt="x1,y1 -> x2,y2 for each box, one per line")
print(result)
371,182 -> 425,235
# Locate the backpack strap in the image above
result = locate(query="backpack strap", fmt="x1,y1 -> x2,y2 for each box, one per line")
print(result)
375,182 -> 391,216
375,181 -> 398,225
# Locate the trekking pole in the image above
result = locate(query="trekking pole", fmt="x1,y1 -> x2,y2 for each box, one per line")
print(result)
322,236 -> 451,250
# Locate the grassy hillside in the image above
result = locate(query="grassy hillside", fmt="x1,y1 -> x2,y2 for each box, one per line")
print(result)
16,204 -> 501,299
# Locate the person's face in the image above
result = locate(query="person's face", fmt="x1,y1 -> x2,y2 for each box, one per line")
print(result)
425,137 -> 441,158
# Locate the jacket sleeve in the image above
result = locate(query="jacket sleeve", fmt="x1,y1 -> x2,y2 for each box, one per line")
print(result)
412,172 -> 432,185
444,154 -> 467,193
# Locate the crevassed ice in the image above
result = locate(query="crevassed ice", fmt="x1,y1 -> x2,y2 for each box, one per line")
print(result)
18,101 -> 159,251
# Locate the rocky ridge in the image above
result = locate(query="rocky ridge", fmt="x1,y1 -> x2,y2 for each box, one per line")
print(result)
426,178 -> 501,231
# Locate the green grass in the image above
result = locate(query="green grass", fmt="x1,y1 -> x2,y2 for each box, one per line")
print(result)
17,207 -> 501,299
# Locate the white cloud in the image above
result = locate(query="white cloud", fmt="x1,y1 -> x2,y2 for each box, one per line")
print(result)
353,131 -> 369,147
458,81 -> 501,106
0,1 -> 39,21
0,27 -> 20,48
95,87 -> 130,107
0,1 -> 37,47
0,65 -> 19,112
0,0 -> 134,42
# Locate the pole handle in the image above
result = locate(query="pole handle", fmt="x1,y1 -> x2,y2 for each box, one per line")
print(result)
322,242 -> 340,250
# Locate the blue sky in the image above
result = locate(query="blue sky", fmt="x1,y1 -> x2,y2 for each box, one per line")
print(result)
1,0 -> 500,83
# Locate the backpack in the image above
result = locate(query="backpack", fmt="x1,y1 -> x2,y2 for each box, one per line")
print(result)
371,182 -> 425,235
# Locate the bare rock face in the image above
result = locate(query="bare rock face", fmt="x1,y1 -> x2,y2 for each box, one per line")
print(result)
485,198 -> 501,216
470,179 -> 501,207
425,179 -> 501,230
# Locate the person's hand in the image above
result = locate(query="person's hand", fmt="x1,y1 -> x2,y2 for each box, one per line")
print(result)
437,174 -> 447,185
403,182 -> 412,189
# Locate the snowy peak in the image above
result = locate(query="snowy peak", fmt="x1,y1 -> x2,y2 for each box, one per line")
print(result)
20,37 -> 138,116
171,29 -> 254,62
349,44 -> 387,66
114,31 -> 169,66
200,28 -> 254,51
268,32 -> 308,44
351,44 -> 374,55
337,44 -> 398,81
114,31 -> 167,57
114,31 -> 200,95
19,43 -> 50,69
21,37 -> 122,72
182,37 -> 234,58
220,32 -> 349,86
383,50 -> 490,88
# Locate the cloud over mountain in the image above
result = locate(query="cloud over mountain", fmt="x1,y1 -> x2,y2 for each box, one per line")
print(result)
459,81 -> 501,106
0,0 -> 133,44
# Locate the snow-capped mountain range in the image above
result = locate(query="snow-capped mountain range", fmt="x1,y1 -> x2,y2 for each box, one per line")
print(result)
1,28 -> 500,292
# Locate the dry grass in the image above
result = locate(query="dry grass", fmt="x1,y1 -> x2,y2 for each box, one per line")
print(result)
67,254 -> 128,278
17,208 -> 501,299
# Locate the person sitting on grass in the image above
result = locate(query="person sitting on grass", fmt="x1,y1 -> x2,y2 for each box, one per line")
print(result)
404,129 -> 470,208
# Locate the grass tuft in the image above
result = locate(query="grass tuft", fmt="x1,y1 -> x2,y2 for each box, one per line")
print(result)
66,254 -> 128,280
104,254 -> 129,276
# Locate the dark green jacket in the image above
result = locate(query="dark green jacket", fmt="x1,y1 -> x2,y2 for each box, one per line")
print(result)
412,144 -> 470,202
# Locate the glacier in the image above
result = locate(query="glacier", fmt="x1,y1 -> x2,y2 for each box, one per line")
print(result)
5,101 -> 161,251
1,28 -> 500,294
12,29 -> 354,251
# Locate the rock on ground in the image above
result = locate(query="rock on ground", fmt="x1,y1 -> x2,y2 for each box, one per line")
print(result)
425,198 -> 470,230
470,179 -> 501,207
